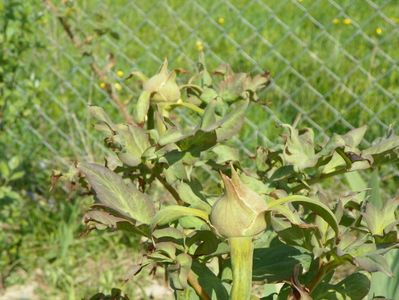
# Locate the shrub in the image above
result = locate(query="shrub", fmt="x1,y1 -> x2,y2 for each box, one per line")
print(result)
73,57 -> 399,299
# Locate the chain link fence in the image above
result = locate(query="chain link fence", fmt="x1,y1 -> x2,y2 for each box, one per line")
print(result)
5,0 -> 399,180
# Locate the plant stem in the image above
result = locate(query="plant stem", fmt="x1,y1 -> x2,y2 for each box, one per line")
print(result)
154,173 -> 184,205
307,261 -> 336,292
290,149 -> 399,193
176,102 -> 205,115
229,237 -> 253,300
187,270 -> 211,300
290,167 -> 347,193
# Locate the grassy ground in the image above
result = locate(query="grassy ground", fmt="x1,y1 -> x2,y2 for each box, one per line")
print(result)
1,0 -> 398,298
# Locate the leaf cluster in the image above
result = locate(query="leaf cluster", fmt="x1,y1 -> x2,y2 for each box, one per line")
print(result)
73,58 -> 399,299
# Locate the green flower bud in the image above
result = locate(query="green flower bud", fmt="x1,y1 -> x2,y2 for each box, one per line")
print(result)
210,166 -> 267,238
143,59 -> 181,103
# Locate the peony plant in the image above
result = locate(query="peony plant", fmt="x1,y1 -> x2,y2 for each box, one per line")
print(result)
69,57 -> 399,300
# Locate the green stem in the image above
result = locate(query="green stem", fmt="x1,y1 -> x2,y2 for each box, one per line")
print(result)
179,83 -> 203,93
307,261 -> 339,292
290,149 -> 399,193
159,100 -> 205,115
229,237 -> 253,300
290,167 -> 348,193
176,101 -> 204,115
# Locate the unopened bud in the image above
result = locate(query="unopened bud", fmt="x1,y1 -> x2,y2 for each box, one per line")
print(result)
210,166 -> 267,238
143,59 -> 181,103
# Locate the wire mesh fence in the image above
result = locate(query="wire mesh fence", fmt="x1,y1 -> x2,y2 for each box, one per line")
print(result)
5,0 -> 399,179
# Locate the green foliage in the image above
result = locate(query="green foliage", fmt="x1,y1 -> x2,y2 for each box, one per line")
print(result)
0,146 -> 144,298
1,1 -> 398,298
73,58 -> 399,299
0,154 -> 25,278
0,0 -> 43,128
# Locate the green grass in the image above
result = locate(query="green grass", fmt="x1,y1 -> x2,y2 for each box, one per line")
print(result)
17,0 -> 397,161
0,189 -> 161,299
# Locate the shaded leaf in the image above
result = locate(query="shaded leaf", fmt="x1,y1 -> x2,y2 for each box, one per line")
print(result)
187,230 -> 220,256
312,272 -> 370,300
253,242 -> 312,282
288,265 -> 313,300
192,261 -> 229,300
178,130 -> 217,153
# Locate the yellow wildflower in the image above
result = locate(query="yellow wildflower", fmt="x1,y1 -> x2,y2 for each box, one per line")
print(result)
343,18 -> 352,25
217,17 -> 225,25
99,82 -> 106,89
375,27 -> 383,35
196,40 -> 204,52
332,18 -> 340,25
116,70 -> 124,78
114,83 -> 122,91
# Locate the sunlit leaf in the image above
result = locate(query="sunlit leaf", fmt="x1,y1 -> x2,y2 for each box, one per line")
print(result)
168,253 -> 192,290
211,144 -> 239,164
134,90 -> 151,124
79,163 -> 155,224
152,205 -> 209,227
216,100 -> 248,141
282,125 -> 318,171
114,124 -> 150,166
267,195 -> 339,236
176,181 -> 212,213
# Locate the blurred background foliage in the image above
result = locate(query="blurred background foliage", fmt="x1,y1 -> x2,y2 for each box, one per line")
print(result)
0,0 -> 398,299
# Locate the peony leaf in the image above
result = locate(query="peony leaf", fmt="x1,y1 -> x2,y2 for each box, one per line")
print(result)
176,181 -> 212,213
282,125 -> 318,171
79,163 -> 155,224
216,100 -> 248,141
267,195 -> 339,236
134,90 -> 151,125
152,205 -> 209,227
114,124 -> 150,166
